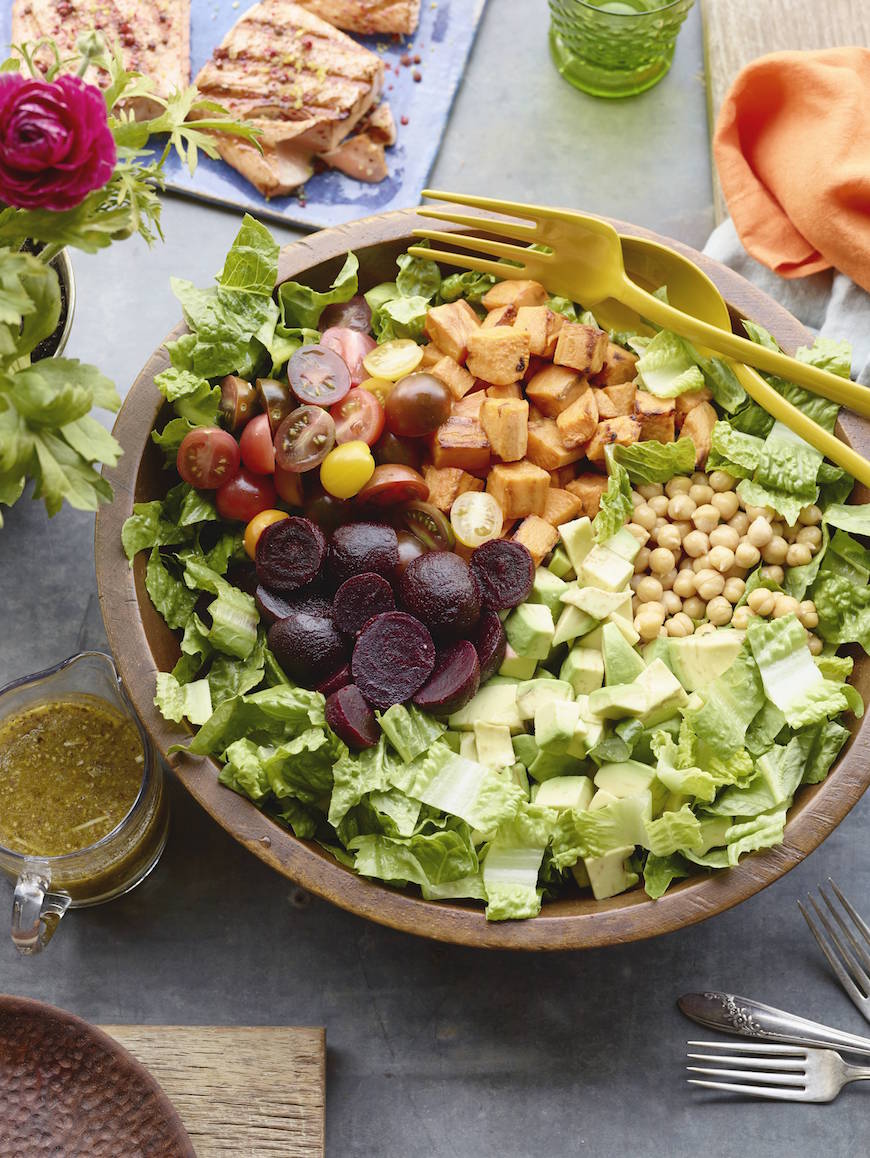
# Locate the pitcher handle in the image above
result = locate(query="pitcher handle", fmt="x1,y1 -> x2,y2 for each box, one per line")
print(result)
11,867 -> 70,955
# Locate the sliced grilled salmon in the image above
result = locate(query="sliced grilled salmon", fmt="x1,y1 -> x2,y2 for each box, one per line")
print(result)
321,101 -> 395,182
294,0 -> 420,35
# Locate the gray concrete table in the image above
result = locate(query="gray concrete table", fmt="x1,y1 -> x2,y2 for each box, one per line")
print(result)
2,4 -> 868,1155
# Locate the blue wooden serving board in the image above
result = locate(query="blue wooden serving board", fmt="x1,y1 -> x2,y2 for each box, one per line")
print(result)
1,0 -> 486,231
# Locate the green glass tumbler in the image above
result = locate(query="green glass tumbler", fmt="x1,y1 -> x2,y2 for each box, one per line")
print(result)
549,0 -> 695,98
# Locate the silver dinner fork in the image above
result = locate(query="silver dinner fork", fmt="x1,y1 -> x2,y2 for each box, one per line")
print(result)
687,1041 -> 870,1102
798,879 -> 870,1023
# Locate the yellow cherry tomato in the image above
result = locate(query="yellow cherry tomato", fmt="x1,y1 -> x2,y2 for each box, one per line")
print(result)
243,508 -> 289,559
450,491 -> 503,548
320,440 -> 376,499
359,376 -> 394,408
363,338 -> 424,382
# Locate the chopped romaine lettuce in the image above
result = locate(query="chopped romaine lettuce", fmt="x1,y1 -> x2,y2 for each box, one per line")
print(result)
278,252 -> 358,330
635,331 -> 705,397
593,452 -> 633,543
613,438 -> 695,484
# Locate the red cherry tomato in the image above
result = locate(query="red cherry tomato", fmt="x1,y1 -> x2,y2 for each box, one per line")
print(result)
330,388 -> 385,447
176,426 -> 240,490
274,405 -> 336,473
288,344 -> 351,407
239,413 -> 276,474
321,326 -> 376,387
274,464 -> 304,506
355,464 -> 429,507
215,467 -> 277,522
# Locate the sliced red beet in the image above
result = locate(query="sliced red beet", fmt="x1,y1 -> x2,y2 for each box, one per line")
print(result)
398,551 -> 481,638
328,521 -> 399,587
351,611 -> 436,710
316,663 -> 352,697
267,611 -> 347,685
255,516 -> 327,593
325,685 -> 379,749
413,640 -> 480,715
226,563 -> 258,596
472,609 -> 507,683
470,539 -> 535,609
333,572 -> 395,637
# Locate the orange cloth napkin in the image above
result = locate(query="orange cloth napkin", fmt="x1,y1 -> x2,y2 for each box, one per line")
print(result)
713,47 -> 870,294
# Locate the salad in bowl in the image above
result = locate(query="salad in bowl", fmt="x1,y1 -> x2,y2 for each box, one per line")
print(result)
120,214 -> 870,923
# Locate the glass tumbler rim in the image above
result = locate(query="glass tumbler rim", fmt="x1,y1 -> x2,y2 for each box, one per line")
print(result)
571,0 -> 690,15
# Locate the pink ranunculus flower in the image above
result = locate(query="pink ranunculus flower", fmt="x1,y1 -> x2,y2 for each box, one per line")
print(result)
0,73 -> 116,212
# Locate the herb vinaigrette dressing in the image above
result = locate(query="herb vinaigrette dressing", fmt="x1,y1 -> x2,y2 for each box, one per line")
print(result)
0,696 -> 144,857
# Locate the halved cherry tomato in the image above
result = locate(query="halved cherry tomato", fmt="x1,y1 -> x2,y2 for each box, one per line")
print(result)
363,338 -> 423,382
385,373 -> 451,438
239,413 -> 276,474
274,406 -> 336,473
177,427 -> 240,490
320,441 -> 376,499
359,377 -> 393,408
219,375 -> 258,433
321,326 -> 377,387
450,491 -> 503,547
395,501 -> 455,551
216,467 -> 277,522
320,295 -> 372,333
274,464 -> 304,506
243,509 -> 289,559
372,430 -> 423,471
304,486 -> 352,535
288,345 -> 351,407
330,388 -> 385,446
355,464 -> 429,507
256,378 -> 294,435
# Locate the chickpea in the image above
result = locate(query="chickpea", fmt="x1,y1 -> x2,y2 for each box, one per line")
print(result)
666,612 -> 694,637
747,517 -> 773,548
723,576 -> 746,603
731,605 -> 754,630
735,540 -> 761,569
656,523 -> 682,553
692,504 -> 721,534
770,520 -> 785,539
672,520 -> 693,541
649,546 -> 676,575
772,593 -> 800,619
709,470 -> 736,493
627,522 -> 650,545
798,504 -> 822,526
706,595 -> 733,625
711,491 -> 740,521
729,511 -> 750,536
637,483 -> 664,500
760,564 -> 785,584
709,545 -> 736,574
762,536 -> 789,564
636,575 -> 664,603
797,525 -> 823,550
667,493 -> 697,522
633,503 -> 657,531
782,523 -> 799,543
748,588 -> 776,617
633,546 -> 651,574
695,569 -> 726,601
807,633 -> 824,656
683,595 -> 706,620
746,505 -> 774,522
725,564 -> 748,580
654,516 -> 668,532
659,568 -> 678,591
635,605 -> 665,641
786,542 -> 812,567
665,476 -> 693,498
662,590 -> 682,616
631,595 -> 640,615
695,622 -> 718,637
631,490 -> 645,508
689,483 -> 714,506
692,554 -> 712,573
691,472 -> 709,487
709,524 -> 740,551
649,494 -> 669,517
798,600 -> 819,629
630,574 -> 643,593
683,529 -> 710,558
673,569 -> 697,598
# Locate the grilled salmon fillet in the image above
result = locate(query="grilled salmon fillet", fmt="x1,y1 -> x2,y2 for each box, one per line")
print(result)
294,0 -> 420,35
12,0 -> 190,114
196,0 -> 385,197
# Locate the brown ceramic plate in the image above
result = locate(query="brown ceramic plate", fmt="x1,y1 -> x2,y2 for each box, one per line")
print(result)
0,994 -> 194,1157
95,208 -> 870,951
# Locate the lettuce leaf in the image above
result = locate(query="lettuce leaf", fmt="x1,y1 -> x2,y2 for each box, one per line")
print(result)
551,795 -> 649,868
278,251 -> 358,330
645,804 -> 703,857
612,438 -> 695,484
328,737 -> 398,827
145,548 -> 197,630
482,804 -> 555,921
706,422 -> 764,480
821,503 -> 870,537
812,571 -> 870,653
220,737 -> 272,802
351,819 -> 478,889
643,852 -> 691,899
801,720 -> 851,785
183,685 -> 325,757
183,558 -> 258,659
593,452 -> 633,543
217,215 -> 279,296
439,270 -> 496,304
684,642 -> 765,755
376,703 -> 445,763
154,672 -> 212,726
635,331 -> 705,397
264,727 -> 345,803
153,367 -> 221,426
371,294 -> 429,343
396,250 -> 441,301
747,615 -> 848,726
390,741 -> 524,833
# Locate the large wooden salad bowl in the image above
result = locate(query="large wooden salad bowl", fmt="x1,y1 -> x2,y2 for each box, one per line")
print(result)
95,208 -> 870,950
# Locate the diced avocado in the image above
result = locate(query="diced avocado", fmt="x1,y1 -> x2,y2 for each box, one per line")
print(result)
577,613 -> 639,650
607,792 -> 653,846
605,527 -> 642,563
571,860 -> 591,888
473,722 -> 515,769
594,760 -> 657,798
442,730 -> 462,753
534,699 -> 586,758
697,814 -> 731,854
517,678 -> 574,720
560,585 -> 628,620
553,604 -> 599,647
560,646 -> 605,695
534,667 -> 558,681
449,682 -> 523,732
602,622 -> 645,686
512,733 -> 539,767
584,846 -> 639,900
578,545 -> 634,593
548,546 -> 575,580
608,592 -> 634,625
571,710 -> 605,757
531,568 -> 569,616
459,732 -> 478,761
505,602 -> 554,660
668,630 -> 744,693
529,749 -> 585,783
589,787 -> 619,811
587,659 -> 688,726
499,645 -> 538,680
642,636 -> 673,669
559,516 -> 594,572
535,775 -> 595,811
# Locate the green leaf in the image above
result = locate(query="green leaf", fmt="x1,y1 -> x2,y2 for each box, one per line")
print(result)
218,214 -> 279,295
645,805 -> 703,857
60,415 -> 122,468
153,367 -> 221,425
371,294 -> 429,343
811,571 -> 870,653
145,548 -> 197,630
685,642 -> 765,755
390,741 -> 524,833
30,428 -> 113,515
439,270 -> 496,304
376,703 -> 444,763
183,685 -> 325,757
207,634 -> 267,706
635,331 -> 705,397
821,502 -> 870,537
482,804 -> 554,921
747,614 -> 848,726
706,421 -> 764,479
154,672 -> 212,726
643,852 -> 690,899
328,737 -> 398,827
220,738 -> 272,802
593,452 -> 633,543
352,820 -> 478,889
801,720 -> 850,785
396,249 -> 441,301
613,438 -> 695,484
264,728 -> 345,804
151,416 -> 197,460
278,252 -> 359,330
183,559 -> 258,659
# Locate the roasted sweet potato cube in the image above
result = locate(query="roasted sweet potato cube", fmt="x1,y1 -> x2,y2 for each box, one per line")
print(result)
595,342 -> 639,386
526,419 -> 586,471
542,487 -> 583,527
486,460 -> 550,519
482,303 -> 517,328
431,416 -> 490,474
486,382 -> 524,400
586,416 -> 641,463
466,326 -> 530,385
525,364 -> 586,417
480,397 -> 529,462
431,355 -> 475,401
452,391 -> 485,418
679,400 -> 717,467
422,464 -> 483,512
556,388 -> 599,449
566,473 -> 609,519
549,465 -> 577,489
594,381 -> 637,419
512,515 -> 560,566
553,323 -> 609,375
424,299 -> 480,363
481,279 -> 548,311
420,342 -> 446,369
513,305 -> 564,357
674,386 -> 714,430
634,390 -> 676,442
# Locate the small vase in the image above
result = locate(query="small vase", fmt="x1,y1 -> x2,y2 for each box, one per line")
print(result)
28,247 -> 76,362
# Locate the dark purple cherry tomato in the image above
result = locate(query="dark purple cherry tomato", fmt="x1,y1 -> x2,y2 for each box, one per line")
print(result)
219,375 -> 258,433
304,486 -> 353,536
385,373 -> 451,438
274,406 -> 336,473
355,464 -> 429,507
320,295 -> 372,333
396,500 -> 455,550
396,530 -> 427,573
372,430 -> 423,471
288,344 -> 351,407
256,378 -> 294,435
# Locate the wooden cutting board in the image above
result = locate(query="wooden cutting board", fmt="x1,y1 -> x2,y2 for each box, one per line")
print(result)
701,0 -> 870,221
99,1026 -> 325,1158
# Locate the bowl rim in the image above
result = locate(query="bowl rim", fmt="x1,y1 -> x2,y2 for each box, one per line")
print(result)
95,206 -> 870,951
